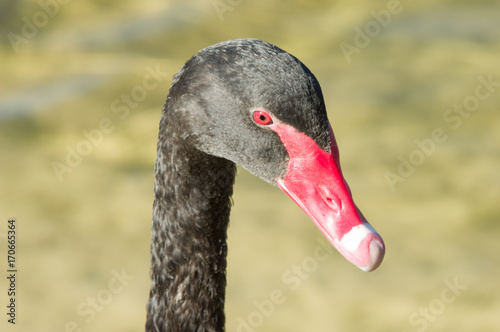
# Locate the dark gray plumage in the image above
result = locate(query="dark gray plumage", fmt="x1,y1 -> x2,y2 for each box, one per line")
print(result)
147,39 -> 330,332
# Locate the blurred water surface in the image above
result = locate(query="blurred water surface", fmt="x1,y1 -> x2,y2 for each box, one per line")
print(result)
1,1 -> 499,331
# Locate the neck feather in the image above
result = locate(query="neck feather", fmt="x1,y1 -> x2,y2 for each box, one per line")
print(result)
147,116 -> 236,332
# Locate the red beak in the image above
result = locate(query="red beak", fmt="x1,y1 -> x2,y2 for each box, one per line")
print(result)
272,121 -> 385,272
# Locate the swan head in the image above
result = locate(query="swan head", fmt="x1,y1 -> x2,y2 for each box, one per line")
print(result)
165,38 -> 385,272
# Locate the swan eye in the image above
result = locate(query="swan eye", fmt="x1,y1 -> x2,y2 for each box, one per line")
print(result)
253,110 -> 273,126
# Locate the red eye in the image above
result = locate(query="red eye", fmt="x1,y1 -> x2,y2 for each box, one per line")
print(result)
253,110 -> 273,126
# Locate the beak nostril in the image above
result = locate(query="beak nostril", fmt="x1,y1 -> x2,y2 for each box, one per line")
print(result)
319,186 -> 342,213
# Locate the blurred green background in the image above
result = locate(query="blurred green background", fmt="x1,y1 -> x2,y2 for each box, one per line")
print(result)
1,0 -> 499,331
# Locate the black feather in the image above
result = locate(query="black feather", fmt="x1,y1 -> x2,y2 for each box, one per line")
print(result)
147,38 -> 329,332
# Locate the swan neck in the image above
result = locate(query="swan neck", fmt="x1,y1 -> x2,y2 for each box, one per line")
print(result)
147,119 -> 236,332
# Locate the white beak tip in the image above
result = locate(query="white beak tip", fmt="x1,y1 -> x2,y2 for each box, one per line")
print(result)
359,238 -> 385,272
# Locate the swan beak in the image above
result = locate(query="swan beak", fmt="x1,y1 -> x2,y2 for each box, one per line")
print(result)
273,123 -> 385,272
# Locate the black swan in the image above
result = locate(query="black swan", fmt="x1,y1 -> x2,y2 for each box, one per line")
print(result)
147,38 -> 385,332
